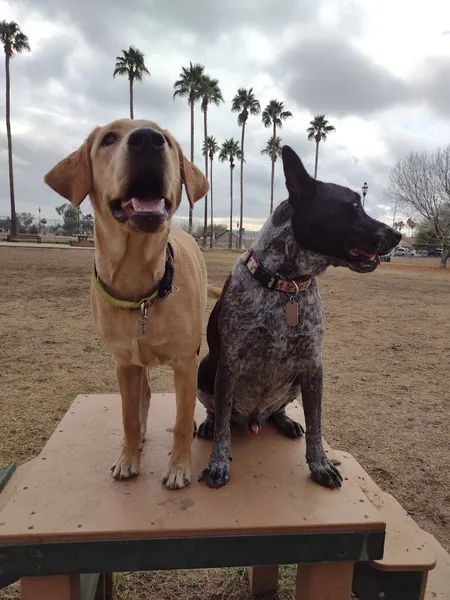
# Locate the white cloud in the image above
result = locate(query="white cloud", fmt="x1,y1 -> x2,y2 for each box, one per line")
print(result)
1,0 -> 450,228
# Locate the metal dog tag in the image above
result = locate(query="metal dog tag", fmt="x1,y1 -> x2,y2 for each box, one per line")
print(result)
286,297 -> 299,327
139,303 -> 149,334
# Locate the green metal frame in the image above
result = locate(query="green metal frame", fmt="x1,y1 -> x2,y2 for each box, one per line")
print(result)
353,563 -> 426,600
0,464 -> 16,493
0,530 -> 384,581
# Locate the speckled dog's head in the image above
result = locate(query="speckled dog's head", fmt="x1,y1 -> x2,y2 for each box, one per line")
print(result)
281,145 -> 401,273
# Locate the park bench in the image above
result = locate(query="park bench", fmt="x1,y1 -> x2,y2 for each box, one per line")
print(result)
69,235 -> 94,247
0,395 -> 448,599
6,233 -> 41,243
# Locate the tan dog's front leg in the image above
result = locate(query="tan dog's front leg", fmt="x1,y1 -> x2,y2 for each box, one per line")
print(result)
112,364 -> 143,479
140,368 -> 151,446
162,355 -> 197,490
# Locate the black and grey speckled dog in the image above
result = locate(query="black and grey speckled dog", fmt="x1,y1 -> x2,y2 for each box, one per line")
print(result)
196,145 -> 401,490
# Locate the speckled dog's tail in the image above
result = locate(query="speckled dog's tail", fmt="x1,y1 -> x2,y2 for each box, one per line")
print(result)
207,283 -> 222,299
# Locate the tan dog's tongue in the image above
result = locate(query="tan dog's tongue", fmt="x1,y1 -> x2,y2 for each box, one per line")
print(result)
131,198 -> 164,213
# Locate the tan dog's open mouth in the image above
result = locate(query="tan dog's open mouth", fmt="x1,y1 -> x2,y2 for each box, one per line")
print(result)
109,173 -> 172,233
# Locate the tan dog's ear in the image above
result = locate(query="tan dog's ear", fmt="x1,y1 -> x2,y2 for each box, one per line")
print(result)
178,148 -> 209,208
44,129 -> 97,207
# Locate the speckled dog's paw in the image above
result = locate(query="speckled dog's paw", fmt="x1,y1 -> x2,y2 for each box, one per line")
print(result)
197,417 -> 215,440
309,456 -> 343,489
199,458 -> 230,488
270,413 -> 304,438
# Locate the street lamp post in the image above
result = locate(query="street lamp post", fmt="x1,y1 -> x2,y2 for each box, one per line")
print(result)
38,206 -> 41,233
362,182 -> 368,208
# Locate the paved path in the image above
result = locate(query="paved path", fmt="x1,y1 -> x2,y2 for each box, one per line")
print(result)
0,242 -> 93,250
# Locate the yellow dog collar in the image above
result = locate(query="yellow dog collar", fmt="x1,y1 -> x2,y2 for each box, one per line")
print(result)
93,243 -> 175,312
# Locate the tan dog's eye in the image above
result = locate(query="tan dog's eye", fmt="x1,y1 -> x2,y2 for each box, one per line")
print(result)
100,132 -> 118,147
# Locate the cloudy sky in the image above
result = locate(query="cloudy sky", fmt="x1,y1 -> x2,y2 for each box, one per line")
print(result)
1,0 -> 450,230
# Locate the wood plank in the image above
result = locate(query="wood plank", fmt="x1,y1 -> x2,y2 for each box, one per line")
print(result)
335,451 -> 436,572
295,562 -> 353,600
0,459 -> 36,513
0,395 -> 385,544
247,565 -> 278,595
423,532 -> 450,600
21,574 -> 81,599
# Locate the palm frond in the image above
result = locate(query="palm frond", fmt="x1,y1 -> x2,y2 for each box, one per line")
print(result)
307,114 -> 336,143
0,21 -> 30,55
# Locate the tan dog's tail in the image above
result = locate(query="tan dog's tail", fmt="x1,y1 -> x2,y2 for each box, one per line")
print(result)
207,283 -> 222,299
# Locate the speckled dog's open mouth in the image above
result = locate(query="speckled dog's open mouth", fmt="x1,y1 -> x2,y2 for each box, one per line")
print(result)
345,242 -> 381,273
109,174 -> 171,233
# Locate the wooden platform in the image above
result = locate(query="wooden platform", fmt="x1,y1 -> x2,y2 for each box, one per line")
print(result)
0,394 -> 386,543
1,393 -> 448,599
0,394 -> 386,599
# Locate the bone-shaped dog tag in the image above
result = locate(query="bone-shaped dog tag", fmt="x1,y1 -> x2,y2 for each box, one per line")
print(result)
286,298 -> 299,327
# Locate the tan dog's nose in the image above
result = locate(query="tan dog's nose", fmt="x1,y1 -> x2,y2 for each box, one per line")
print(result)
127,128 -> 166,155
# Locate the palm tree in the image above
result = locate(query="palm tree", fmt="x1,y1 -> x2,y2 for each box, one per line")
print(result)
202,136 -> 220,249
1,21 -> 30,237
231,88 -> 261,248
199,75 -> 224,247
261,136 -> 283,214
406,218 -> 417,237
262,100 -> 292,214
306,114 -> 336,179
113,46 -> 150,120
173,62 -> 206,234
219,138 -> 242,249
394,221 -> 405,232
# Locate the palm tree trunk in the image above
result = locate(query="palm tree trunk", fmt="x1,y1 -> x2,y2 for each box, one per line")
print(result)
270,122 -> 276,214
5,52 -> 17,237
229,164 -> 233,250
239,123 -> 245,249
202,107 -> 208,249
129,78 -> 134,120
314,140 -> 320,179
188,99 -> 195,234
209,156 -> 214,249
270,157 -> 275,215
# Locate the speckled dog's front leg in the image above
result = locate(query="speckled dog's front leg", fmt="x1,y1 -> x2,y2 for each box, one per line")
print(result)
300,363 -> 343,489
199,360 -> 233,488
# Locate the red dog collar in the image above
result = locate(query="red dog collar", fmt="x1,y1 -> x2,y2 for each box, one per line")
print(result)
243,249 -> 311,294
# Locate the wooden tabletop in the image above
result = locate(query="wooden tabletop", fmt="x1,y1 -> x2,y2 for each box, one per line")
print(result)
0,394 -> 385,544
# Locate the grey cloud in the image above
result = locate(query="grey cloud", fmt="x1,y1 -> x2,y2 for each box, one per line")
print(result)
413,56 -> 450,120
274,35 -> 410,117
1,0 -> 444,229
15,0 -> 319,45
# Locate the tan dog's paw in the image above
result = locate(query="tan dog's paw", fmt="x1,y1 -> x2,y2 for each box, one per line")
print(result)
162,462 -> 191,490
111,448 -> 141,479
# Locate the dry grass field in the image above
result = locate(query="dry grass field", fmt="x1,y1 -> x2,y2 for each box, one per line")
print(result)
0,246 -> 449,599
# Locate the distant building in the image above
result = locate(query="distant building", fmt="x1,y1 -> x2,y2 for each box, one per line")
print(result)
196,228 -> 260,250
214,229 -> 256,249
215,230 -> 239,249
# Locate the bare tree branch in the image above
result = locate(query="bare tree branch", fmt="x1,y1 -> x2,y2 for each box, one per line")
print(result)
384,147 -> 450,267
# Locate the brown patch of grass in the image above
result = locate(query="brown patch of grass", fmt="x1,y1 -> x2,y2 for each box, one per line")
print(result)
0,247 -> 449,599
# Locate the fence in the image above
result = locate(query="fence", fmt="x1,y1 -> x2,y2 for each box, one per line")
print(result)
0,216 -> 92,236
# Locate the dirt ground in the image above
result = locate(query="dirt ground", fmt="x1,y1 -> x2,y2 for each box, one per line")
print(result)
0,247 -> 449,599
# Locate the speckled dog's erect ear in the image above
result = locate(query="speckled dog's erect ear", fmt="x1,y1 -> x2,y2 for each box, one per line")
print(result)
44,128 -> 99,207
282,145 -> 316,202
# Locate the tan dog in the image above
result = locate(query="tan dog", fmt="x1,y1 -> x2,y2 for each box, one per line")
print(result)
44,119 -> 209,489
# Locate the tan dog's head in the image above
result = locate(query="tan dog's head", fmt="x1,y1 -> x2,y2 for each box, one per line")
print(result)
44,119 -> 208,234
